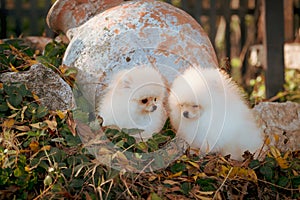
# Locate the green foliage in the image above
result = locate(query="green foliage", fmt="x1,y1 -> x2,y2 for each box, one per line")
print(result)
249,74 -> 266,104
196,178 -> 217,191
37,41 -> 67,68
104,127 -> 175,153
0,83 -> 45,120
250,152 -> 300,199
0,39 -> 36,72
0,39 -> 299,199
281,69 -> 300,103
0,83 -> 70,196
0,38 -> 68,73
0,82 -> 96,199
249,69 -> 300,104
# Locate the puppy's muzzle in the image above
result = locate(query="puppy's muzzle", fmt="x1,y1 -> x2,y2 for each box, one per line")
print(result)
183,111 -> 189,118
150,105 -> 157,112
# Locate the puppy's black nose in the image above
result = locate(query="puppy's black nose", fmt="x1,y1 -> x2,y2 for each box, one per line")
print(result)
183,111 -> 189,118
151,105 -> 157,112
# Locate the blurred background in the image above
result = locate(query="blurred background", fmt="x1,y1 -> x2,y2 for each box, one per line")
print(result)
1,0 -> 300,101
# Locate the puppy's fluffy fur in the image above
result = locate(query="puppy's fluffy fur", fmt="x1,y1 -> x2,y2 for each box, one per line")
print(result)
168,67 -> 263,160
98,67 -> 167,140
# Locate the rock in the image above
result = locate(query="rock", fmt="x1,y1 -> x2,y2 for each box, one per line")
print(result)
253,101 -> 300,152
0,63 -> 75,111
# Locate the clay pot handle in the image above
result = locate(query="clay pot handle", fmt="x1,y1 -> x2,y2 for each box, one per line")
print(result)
47,0 -> 124,35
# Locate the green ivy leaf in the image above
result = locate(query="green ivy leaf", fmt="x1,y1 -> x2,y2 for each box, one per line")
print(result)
292,176 -> 300,188
37,161 -> 49,171
125,135 -> 136,147
150,192 -> 162,200
72,109 -> 89,124
25,103 -> 38,118
115,139 -> 125,148
51,184 -> 61,192
67,156 -> 77,166
50,147 -> 66,163
277,176 -> 289,187
135,142 -> 148,152
259,166 -> 274,180
0,43 -> 10,52
181,182 -> 191,195
122,128 -> 143,136
64,67 -> 78,76
196,178 -> 216,191
0,102 -> 8,112
3,84 -> 14,96
0,169 -> 10,185
147,139 -> 159,151
8,93 -> 23,107
37,41 -> 66,68
62,168 -> 72,179
19,84 -> 32,97
69,179 -> 84,188
13,167 -> 23,177
105,128 -> 120,137
264,157 -> 277,168
0,54 -> 9,68
43,175 -> 53,186
30,158 -> 39,167
170,162 -> 186,173
249,160 -> 260,169
152,134 -> 169,144
35,106 -> 48,119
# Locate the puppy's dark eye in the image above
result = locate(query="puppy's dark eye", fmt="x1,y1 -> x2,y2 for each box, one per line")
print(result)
141,98 -> 148,104
154,98 -> 157,102
192,105 -> 199,108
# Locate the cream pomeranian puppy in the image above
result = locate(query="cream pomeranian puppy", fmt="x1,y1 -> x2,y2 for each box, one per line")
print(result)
98,66 -> 167,141
168,67 -> 263,160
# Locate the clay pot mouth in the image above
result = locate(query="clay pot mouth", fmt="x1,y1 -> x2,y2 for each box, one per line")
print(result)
46,0 -> 124,34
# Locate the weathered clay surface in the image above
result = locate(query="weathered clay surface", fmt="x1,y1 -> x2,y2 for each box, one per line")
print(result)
253,101 -> 300,151
50,0 -> 219,107
47,0 -> 124,35
0,64 -> 75,111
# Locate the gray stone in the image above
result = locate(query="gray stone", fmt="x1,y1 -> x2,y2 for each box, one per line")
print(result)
0,63 -> 75,111
253,101 -> 300,152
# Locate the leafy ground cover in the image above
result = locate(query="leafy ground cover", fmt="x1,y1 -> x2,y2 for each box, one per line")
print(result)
0,38 -> 299,199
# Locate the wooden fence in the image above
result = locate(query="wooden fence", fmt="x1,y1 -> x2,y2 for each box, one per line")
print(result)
173,0 -> 299,98
1,0 -> 300,98
0,0 -> 54,38
169,0 -> 259,62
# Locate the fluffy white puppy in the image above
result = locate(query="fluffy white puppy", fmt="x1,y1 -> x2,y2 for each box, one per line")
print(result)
168,67 -> 263,160
98,67 -> 167,141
